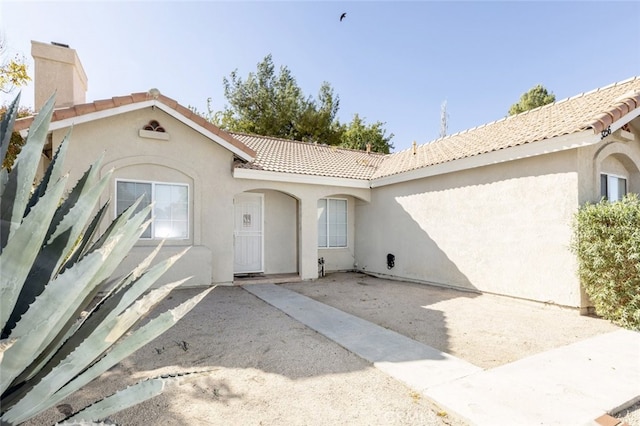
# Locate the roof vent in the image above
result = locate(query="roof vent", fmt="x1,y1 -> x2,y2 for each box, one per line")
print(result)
50,41 -> 69,48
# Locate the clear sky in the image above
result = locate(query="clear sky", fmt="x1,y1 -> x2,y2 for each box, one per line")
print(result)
1,1 -> 639,153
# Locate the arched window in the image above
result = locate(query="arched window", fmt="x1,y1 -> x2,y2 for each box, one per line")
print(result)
142,120 -> 166,132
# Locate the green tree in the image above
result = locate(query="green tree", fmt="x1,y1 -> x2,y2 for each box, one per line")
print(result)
217,54 -> 312,140
214,54 -> 393,153
508,84 -> 555,116
295,82 -> 343,146
340,114 -> 394,154
0,36 -> 31,93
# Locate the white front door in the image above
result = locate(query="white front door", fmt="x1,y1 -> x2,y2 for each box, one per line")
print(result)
234,193 -> 264,274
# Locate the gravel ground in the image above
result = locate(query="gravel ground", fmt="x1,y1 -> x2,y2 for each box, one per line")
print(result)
21,272 -> 635,425
615,400 -> 640,425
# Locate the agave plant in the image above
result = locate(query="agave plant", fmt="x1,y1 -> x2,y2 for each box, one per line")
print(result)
0,94 -> 213,425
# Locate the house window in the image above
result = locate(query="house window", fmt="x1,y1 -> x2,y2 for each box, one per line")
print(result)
600,174 -> 627,202
318,198 -> 347,248
116,180 -> 189,239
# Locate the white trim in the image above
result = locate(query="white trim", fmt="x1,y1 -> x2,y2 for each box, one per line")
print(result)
371,131 -> 602,188
233,168 -> 371,188
153,102 -> 254,161
139,128 -> 170,141
51,101 -> 156,129
609,108 -> 640,134
115,178 -> 190,240
21,99 -> 254,162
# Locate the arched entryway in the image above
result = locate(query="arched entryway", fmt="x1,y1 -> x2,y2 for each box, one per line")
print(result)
233,190 -> 299,279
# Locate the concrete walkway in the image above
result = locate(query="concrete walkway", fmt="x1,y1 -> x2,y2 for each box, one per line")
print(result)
244,284 -> 640,426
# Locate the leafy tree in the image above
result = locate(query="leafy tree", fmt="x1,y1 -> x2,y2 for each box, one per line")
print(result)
214,54 -> 393,152
0,103 -> 33,170
295,82 -> 343,146
0,36 -> 31,94
508,84 -> 555,116
217,54 -> 312,140
340,114 -> 394,154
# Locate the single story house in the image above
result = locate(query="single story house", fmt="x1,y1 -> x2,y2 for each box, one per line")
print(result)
16,41 -> 640,312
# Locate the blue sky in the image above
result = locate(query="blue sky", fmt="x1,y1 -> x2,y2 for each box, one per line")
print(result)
1,1 -> 639,153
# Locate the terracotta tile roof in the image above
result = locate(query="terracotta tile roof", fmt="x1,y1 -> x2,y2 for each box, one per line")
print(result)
373,76 -> 640,179
231,132 -> 386,180
13,77 -> 639,184
14,92 -> 256,158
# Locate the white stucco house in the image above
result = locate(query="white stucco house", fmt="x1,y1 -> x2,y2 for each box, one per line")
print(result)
16,41 -> 640,312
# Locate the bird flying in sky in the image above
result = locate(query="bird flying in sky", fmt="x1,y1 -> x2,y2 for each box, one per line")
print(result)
340,12 -> 347,22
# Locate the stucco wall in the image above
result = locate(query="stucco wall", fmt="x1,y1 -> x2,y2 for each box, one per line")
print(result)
51,107 -> 237,286
51,107 -> 372,286
356,150 -> 583,307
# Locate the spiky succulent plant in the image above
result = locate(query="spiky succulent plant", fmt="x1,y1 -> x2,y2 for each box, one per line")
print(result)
0,94 -> 213,425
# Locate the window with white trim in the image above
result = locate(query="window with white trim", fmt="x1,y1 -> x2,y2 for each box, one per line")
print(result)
318,198 -> 347,248
600,173 -> 627,202
116,180 -> 189,239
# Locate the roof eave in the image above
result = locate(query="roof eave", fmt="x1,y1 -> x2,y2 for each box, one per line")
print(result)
153,102 -> 254,161
16,99 -> 255,162
371,130 -> 602,188
233,168 -> 371,189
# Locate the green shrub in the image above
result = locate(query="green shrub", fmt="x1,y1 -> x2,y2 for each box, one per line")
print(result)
572,194 -> 640,330
0,94 -> 213,424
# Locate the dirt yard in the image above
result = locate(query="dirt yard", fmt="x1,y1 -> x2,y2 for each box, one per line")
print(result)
25,272 -> 624,425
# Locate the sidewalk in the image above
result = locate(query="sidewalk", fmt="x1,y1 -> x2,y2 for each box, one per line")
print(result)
244,283 -> 640,425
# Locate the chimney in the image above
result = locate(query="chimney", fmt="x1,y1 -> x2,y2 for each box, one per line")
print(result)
31,41 -> 88,111
366,143 -> 371,154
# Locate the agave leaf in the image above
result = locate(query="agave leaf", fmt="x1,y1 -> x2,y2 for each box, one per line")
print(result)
3,171 -> 113,338
62,371 -> 212,424
0,93 -> 21,171
61,201 -> 109,272
25,129 -> 71,218
1,214 -> 153,412
36,207 -> 153,349
0,242 -> 117,395
80,196 -> 143,262
46,153 -> 105,245
0,94 -> 56,249
21,243 -> 178,385
1,206 -> 151,396
0,176 -> 68,332
104,278 -> 191,344
47,168 -> 111,259
84,209 -> 152,294
6,286 -> 213,423
106,247 -> 189,322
